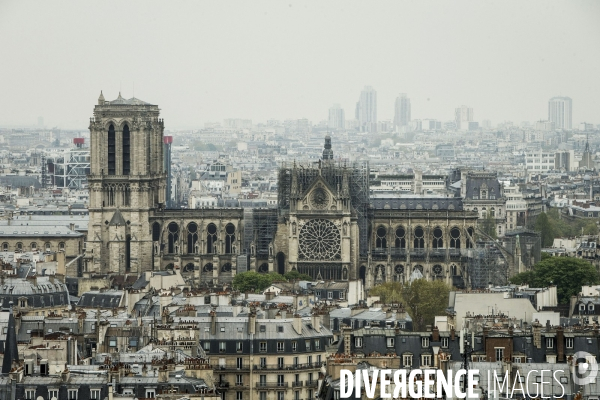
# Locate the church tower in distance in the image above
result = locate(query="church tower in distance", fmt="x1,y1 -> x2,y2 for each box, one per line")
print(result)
85,91 -> 166,275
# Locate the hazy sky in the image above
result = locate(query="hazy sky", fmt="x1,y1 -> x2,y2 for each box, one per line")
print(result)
0,0 -> 598,129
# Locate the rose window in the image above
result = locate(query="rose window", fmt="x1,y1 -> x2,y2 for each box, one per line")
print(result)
299,219 -> 341,260
310,187 -> 329,209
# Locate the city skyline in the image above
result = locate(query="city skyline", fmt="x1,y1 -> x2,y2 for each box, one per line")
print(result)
0,1 -> 598,129
549,96 -> 573,130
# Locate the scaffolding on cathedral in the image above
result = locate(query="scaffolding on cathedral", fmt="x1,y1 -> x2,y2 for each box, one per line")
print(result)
250,208 -> 278,258
277,159 -> 370,256
502,230 -> 542,270
467,240 -> 510,289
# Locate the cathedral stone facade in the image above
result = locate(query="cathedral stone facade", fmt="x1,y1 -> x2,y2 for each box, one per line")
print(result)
84,95 -> 479,289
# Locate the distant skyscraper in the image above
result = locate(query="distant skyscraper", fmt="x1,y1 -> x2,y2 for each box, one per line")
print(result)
328,104 -> 345,130
548,96 -> 572,130
393,93 -> 411,128
455,105 -> 473,130
355,86 -> 377,132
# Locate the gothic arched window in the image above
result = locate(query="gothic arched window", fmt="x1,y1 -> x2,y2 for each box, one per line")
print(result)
207,223 -> 217,253
432,227 -> 443,249
187,222 -> 198,254
108,124 -> 116,175
225,223 -> 235,254
413,226 -> 424,249
376,226 -> 387,249
395,226 -> 406,248
123,124 -> 130,175
167,222 -> 179,254
450,227 -> 461,249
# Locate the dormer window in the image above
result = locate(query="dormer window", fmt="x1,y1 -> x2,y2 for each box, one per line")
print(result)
589,304 -> 595,312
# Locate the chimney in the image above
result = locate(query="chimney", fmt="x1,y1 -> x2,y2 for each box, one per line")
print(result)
248,309 -> 256,335
533,321 -> 542,349
312,312 -> 321,333
210,310 -> 217,335
342,325 -> 352,357
483,326 -> 489,348
158,367 -> 169,383
61,367 -> 70,383
432,326 -> 440,342
265,291 -> 275,301
293,313 -> 302,335
556,326 -> 565,362
275,311 -> 282,320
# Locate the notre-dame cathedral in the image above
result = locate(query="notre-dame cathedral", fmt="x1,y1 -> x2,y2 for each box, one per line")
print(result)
84,93 -> 479,289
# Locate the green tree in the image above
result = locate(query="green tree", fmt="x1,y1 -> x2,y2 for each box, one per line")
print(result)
401,279 -> 451,331
283,270 -> 312,281
541,208 -> 599,241
232,271 -> 274,292
369,282 -> 404,304
481,211 -> 497,239
534,212 -> 554,247
267,271 -> 286,283
509,257 -> 600,304
370,280 -> 451,331
583,221 -> 599,235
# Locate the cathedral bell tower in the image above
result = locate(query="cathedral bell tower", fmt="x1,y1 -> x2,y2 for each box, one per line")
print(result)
84,91 -> 167,275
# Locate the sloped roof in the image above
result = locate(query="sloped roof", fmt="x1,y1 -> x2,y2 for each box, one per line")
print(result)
109,209 -> 126,226
107,92 -> 153,105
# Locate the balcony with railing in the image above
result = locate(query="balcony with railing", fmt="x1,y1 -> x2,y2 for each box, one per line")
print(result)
448,248 -> 462,260
305,380 -> 319,388
253,362 -> 322,371
410,248 -> 426,260
256,382 -> 289,388
390,248 -> 407,259
371,249 -> 388,260
219,364 -> 250,371
429,249 -> 446,260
